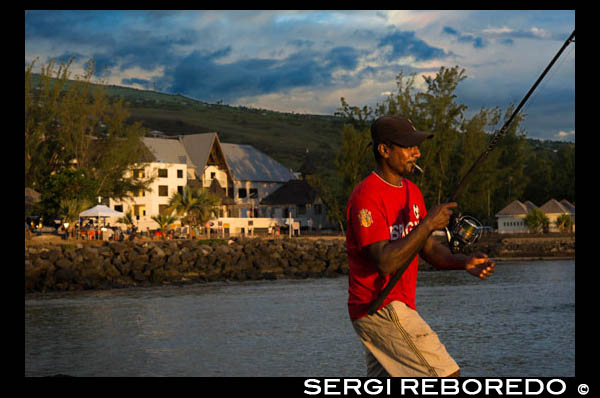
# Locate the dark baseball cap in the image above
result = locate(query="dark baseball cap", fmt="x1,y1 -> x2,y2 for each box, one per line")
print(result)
371,115 -> 433,147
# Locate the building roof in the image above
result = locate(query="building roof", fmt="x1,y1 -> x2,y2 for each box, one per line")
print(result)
142,132 -> 292,184
25,187 -> 41,205
539,199 -> 571,215
179,133 -> 234,182
523,201 -> 538,212
495,200 -> 531,216
179,133 -> 218,170
142,137 -> 195,168
221,143 -> 294,183
560,199 -> 575,214
260,180 -> 318,206
496,198 -> 575,218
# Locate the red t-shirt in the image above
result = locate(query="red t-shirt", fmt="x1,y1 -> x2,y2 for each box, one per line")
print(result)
346,172 -> 427,321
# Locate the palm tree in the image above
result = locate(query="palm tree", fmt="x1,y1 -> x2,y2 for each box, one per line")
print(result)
151,212 -> 178,240
167,186 -> 201,238
193,188 -> 221,238
117,209 -> 135,231
555,214 -> 574,233
167,186 -> 221,238
60,198 -> 93,240
525,208 -> 549,234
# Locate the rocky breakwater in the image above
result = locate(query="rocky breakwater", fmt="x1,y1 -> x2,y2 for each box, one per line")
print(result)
467,234 -> 575,259
25,238 -> 350,293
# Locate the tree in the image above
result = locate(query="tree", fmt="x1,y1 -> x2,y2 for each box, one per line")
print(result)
192,189 -> 222,237
493,105 -> 531,209
525,208 -> 549,234
551,144 -> 575,203
117,209 -> 135,231
151,212 -> 178,239
59,197 -> 93,239
25,57 -> 153,222
555,213 -> 574,233
25,58 -> 72,189
39,168 -> 98,224
522,150 -> 554,207
335,124 -> 374,201
414,66 -> 467,205
332,65 -> 534,228
306,173 -> 346,234
167,186 -> 220,238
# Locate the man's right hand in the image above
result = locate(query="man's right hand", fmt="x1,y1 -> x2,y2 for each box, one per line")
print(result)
423,202 -> 458,232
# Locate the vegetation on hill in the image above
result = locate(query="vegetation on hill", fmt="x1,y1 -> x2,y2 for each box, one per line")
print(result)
26,59 -> 574,230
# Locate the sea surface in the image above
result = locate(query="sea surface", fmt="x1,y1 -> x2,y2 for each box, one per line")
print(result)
25,260 -> 574,377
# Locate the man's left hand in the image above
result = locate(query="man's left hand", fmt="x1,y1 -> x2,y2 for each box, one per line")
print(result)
465,253 -> 495,280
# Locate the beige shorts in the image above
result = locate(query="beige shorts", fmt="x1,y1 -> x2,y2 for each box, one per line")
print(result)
352,301 -> 459,377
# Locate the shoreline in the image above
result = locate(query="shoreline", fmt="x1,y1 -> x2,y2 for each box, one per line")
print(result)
25,234 -> 574,295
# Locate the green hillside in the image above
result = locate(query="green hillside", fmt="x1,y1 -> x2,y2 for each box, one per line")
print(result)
104,84 -> 345,173
28,73 -> 346,173
28,73 -> 572,178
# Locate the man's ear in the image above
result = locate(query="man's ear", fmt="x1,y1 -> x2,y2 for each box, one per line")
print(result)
377,143 -> 389,159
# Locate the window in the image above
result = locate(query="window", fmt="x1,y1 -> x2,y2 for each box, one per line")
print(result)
177,186 -> 184,195
114,205 -> 123,212
177,169 -> 183,178
133,205 -> 146,218
158,185 -> 169,196
211,172 -> 216,179
238,188 -> 247,198
249,188 -> 258,199
133,169 -> 145,178
158,169 -> 168,178
159,204 -> 169,215
136,189 -> 145,197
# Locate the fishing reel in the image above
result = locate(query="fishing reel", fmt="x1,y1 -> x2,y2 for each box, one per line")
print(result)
445,214 -> 483,254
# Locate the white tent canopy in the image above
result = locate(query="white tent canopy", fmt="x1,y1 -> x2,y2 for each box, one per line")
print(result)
79,205 -> 124,218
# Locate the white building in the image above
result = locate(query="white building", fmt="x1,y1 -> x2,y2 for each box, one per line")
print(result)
220,142 -> 295,217
495,199 -> 575,234
108,135 -> 200,230
539,199 -> 575,232
495,200 -> 537,234
105,132 -> 329,235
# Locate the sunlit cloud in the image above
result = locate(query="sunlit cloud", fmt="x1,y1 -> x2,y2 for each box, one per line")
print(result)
25,10 -> 574,141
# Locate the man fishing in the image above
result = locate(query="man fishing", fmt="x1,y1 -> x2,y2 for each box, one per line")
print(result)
346,115 -> 496,377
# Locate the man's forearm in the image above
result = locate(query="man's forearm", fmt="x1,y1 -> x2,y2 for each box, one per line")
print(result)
421,239 -> 469,270
375,221 -> 433,275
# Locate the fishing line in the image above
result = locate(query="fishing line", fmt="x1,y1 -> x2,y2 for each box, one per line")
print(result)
516,42 -> 575,124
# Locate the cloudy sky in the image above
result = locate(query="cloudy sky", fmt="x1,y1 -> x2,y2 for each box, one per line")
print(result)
25,10 -> 575,142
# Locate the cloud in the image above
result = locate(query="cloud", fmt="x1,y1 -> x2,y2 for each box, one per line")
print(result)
481,25 -> 565,41
121,78 -> 153,89
442,26 -> 487,49
378,29 -> 449,61
25,10 -> 574,141
162,48 -> 337,102
554,130 -> 575,141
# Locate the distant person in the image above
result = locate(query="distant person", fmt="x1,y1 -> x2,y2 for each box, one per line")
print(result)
345,116 -> 496,377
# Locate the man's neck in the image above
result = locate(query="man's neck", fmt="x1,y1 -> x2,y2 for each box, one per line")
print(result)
374,167 -> 403,187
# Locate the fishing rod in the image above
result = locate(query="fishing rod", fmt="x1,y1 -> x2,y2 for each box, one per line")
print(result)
367,29 -> 575,316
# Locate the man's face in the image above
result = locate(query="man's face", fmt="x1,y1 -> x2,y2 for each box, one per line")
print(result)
380,143 -> 421,176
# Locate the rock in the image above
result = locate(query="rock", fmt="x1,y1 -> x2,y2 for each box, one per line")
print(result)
24,235 -> 571,294
55,267 -> 77,283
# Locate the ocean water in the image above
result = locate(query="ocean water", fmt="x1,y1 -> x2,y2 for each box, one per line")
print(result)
25,260 -> 574,377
